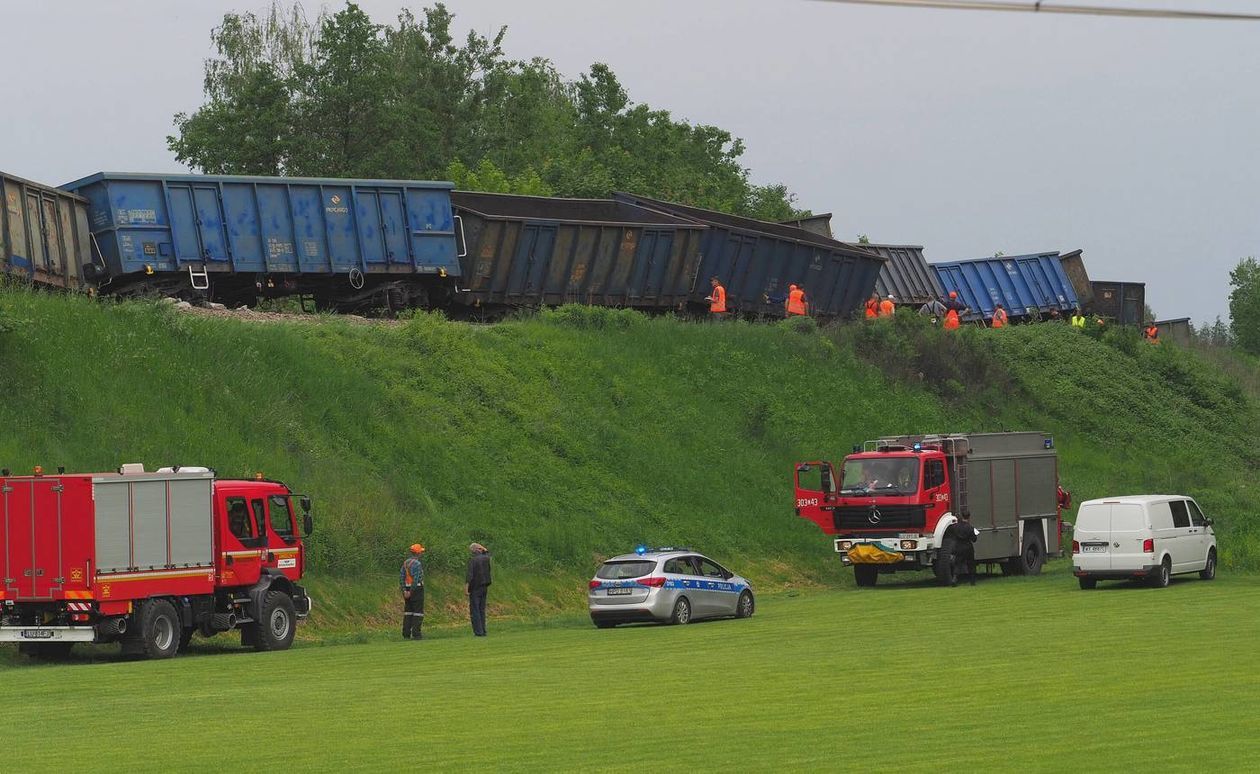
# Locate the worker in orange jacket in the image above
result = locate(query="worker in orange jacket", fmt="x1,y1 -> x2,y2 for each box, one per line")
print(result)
864,293 -> 879,320
1143,322 -> 1160,343
943,291 -> 965,331
706,277 -> 727,319
785,284 -> 808,317
878,294 -> 896,317
991,303 -> 1009,328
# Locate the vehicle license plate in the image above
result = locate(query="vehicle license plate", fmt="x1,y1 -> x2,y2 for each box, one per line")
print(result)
1082,545 -> 1106,553
606,587 -> 632,595
21,629 -> 55,639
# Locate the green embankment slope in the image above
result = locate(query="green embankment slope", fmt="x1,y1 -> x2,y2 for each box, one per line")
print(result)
0,290 -> 1256,632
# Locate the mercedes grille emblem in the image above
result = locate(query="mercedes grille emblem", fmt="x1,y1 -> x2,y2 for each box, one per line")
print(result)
867,507 -> 882,525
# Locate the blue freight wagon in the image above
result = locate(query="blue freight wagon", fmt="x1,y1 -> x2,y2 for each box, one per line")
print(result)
614,193 -> 885,319
1,169 -> 94,291
451,192 -> 705,311
60,172 -> 460,310
931,252 -> 1080,323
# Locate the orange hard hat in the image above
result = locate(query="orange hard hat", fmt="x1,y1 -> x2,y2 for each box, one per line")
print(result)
949,290 -> 958,299
409,543 -> 425,554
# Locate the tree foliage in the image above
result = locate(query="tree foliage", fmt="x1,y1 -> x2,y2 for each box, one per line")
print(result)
169,1 -> 803,220
1228,257 -> 1260,355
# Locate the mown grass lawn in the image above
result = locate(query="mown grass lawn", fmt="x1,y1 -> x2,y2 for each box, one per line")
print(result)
3,566 -> 1259,772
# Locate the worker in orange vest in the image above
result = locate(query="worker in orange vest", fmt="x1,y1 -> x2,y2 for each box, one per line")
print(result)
991,303 -> 1009,328
864,293 -> 879,320
878,294 -> 896,317
1143,322 -> 1160,343
706,276 -> 727,319
785,284 -> 808,317
943,290 -> 964,331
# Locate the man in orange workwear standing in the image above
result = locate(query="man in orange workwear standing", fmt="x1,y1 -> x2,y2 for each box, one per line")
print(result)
991,303 -> 1008,328
785,284 -> 808,317
943,290 -> 964,331
706,276 -> 727,320
865,293 -> 880,320
878,294 -> 896,318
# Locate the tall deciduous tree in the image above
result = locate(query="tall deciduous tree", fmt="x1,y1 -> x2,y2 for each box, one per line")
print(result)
169,2 -> 805,221
1228,257 -> 1260,355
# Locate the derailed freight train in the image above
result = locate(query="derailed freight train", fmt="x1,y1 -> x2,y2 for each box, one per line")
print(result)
1,167 -> 886,318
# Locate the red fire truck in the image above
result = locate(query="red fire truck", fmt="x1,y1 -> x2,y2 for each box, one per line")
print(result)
793,432 -> 1063,586
0,464 -> 313,659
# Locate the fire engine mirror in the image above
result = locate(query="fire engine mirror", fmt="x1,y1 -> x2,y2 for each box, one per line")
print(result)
796,463 -> 812,472
300,495 -> 312,513
820,465 -> 834,494
303,514 -> 314,537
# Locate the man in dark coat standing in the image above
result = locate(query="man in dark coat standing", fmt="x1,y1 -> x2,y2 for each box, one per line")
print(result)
946,514 -> 979,586
467,542 -> 492,637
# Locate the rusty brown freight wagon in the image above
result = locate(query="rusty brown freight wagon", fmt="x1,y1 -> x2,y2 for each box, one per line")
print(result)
1,170 -> 94,291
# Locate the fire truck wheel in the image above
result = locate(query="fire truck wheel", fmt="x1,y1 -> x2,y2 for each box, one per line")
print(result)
933,553 -> 956,587
179,627 -> 195,652
135,599 -> 180,659
854,565 -> 879,587
1017,531 -> 1046,576
254,590 -> 297,651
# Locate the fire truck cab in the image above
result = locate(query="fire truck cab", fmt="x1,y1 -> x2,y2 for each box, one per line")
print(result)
0,464 -> 313,660
794,432 -> 1063,586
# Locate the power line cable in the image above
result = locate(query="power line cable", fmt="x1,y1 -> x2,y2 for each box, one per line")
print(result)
811,0 -> 1260,21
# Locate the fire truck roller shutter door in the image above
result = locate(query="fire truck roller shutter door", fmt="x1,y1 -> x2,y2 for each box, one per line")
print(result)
169,478 -> 214,567
131,482 -> 169,570
93,482 -> 132,574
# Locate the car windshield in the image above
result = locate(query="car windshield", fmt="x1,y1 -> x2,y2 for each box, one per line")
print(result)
841,457 -> 919,494
596,560 -> 656,579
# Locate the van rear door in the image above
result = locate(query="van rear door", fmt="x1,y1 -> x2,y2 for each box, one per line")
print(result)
1073,503 -> 1111,572
1109,503 -> 1149,573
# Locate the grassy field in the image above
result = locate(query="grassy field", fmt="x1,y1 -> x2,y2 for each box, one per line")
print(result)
3,564 -> 1258,772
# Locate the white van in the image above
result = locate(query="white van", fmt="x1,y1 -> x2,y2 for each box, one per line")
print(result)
1072,495 -> 1217,589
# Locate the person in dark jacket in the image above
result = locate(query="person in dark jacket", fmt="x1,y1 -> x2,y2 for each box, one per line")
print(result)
466,542 -> 492,637
400,543 -> 425,640
945,514 -> 979,586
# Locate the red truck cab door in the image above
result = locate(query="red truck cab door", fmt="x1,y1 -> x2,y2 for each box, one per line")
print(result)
259,493 -> 302,581
794,461 -> 838,533
921,454 -> 951,529
217,493 -> 266,587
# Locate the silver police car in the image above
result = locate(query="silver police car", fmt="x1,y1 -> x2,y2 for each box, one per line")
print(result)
588,548 -> 754,628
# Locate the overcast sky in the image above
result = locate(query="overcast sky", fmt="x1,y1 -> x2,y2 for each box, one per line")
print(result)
3,0 -> 1256,324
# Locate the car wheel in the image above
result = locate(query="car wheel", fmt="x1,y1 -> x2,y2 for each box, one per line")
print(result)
594,620 -> 616,629
1078,576 -> 1097,590
854,565 -> 878,588
736,591 -> 755,619
1149,557 -> 1171,588
670,597 -> 691,625
1200,550 -> 1217,581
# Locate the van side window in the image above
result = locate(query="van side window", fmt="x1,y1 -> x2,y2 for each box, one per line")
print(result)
924,459 -> 946,489
1168,500 -> 1191,529
1186,500 -> 1206,527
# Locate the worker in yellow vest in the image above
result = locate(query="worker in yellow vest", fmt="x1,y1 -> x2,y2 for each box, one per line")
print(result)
1070,308 -> 1086,329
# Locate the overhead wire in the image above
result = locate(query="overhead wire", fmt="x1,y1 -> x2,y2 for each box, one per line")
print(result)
810,0 -> 1260,21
